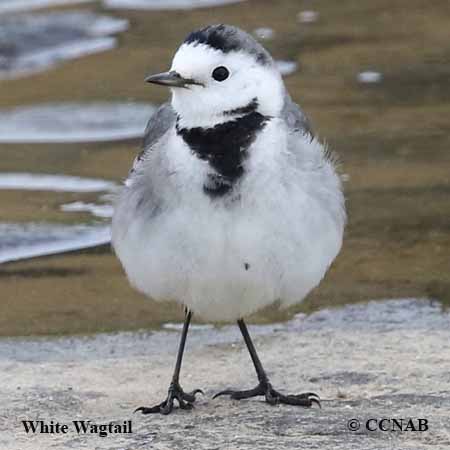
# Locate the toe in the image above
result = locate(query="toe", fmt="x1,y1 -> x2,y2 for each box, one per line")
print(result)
265,389 -> 279,405
159,401 -> 174,415
278,393 -> 321,408
178,399 -> 194,410
214,386 -> 264,400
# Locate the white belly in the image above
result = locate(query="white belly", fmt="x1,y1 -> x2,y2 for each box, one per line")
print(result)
112,122 -> 345,321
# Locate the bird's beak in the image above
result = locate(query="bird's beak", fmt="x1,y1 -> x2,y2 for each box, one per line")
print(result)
145,71 -> 202,88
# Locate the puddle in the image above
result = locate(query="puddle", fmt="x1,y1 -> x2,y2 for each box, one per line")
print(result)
61,201 -> 114,218
0,103 -> 156,143
0,11 -> 128,79
275,60 -> 298,76
0,173 -> 117,192
0,0 -> 94,14
103,0 -> 244,10
0,223 -> 111,264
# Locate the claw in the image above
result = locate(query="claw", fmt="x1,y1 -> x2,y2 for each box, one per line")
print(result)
134,383 -> 203,415
134,404 -> 167,414
301,392 -> 321,401
213,389 -> 234,399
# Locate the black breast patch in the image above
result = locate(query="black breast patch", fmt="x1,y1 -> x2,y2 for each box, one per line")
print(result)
176,111 -> 269,197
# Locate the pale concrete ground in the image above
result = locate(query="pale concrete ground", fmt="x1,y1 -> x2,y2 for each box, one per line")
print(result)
2,299 -> 450,450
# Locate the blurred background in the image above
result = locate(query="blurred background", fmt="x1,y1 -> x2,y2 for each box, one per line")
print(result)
0,0 -> 449,336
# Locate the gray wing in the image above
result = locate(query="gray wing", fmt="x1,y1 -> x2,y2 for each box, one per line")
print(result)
142,102 -> 176,149
280,92 -> 314,138
131,102 -> 176,174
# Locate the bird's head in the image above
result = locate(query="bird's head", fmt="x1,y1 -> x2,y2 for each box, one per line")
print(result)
146,24 -> 285,129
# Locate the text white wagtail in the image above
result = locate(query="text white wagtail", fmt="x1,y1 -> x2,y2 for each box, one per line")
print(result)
112,24 -> 346,414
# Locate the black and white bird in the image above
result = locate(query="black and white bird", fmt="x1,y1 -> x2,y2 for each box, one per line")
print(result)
112,24 -> 345,415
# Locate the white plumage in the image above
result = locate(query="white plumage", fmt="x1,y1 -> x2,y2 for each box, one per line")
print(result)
112,25 -> 345,322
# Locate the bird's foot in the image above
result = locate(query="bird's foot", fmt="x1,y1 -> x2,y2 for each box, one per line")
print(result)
213,380 -> 320,408
135,382 -> 203,415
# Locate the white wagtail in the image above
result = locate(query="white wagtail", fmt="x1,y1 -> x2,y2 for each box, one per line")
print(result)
112,24 -> 346,414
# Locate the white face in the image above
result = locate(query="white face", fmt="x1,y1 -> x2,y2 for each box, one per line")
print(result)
170,42 -> 285,129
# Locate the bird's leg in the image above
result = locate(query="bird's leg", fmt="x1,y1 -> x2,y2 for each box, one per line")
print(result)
135,309 -> 203,415
214,319 -> 320,408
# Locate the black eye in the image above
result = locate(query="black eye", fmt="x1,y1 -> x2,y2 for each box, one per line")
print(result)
212,66 -> 229,82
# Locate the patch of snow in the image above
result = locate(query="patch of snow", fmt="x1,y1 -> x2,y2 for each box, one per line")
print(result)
61,201 -> 114,218
0,173 -> 117,193
0,12 -> 128,79
275,60 -> 298,76
297,10 -> 319,24
0,38 -> 117,80
0,102 -> 156,143
357,71 -> 383,84
0,223 -> 111,264
0,0 -> 94,15
103,0 -> 244,10
253,27 -> 274,41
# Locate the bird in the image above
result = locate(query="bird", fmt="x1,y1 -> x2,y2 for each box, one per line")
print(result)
112,24 -> 346,415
